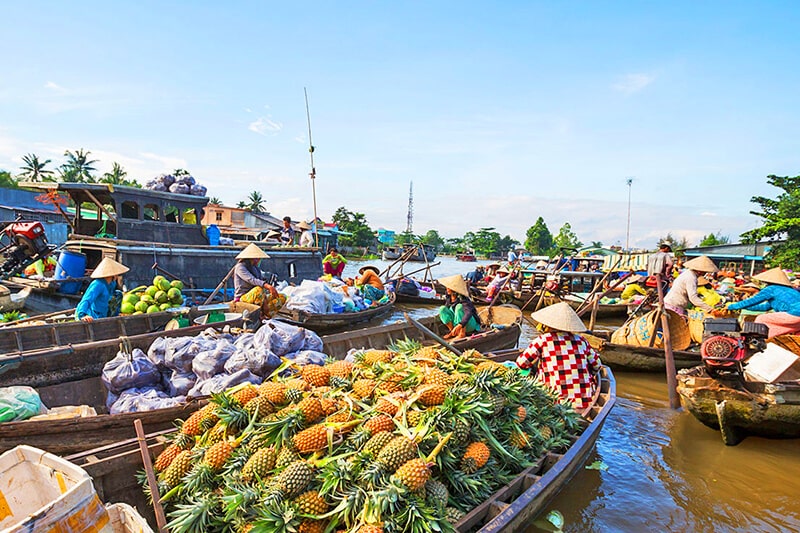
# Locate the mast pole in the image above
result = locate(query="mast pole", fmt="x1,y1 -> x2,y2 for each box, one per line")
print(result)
305,87 -> 320,247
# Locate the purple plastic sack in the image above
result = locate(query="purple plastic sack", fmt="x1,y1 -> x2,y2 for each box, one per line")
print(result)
165,336 -> 218,373
302,329 -> 324,352
169,183 -> 190,195
224,348 -> 281,377
285,350 -> 327,367
254,320 -> 306,356
187,369 -> 262,398
110,387 -> 185,415
166,370 -> 197,397
102,348 -> 161,395
192,340 -> 237,380
147,337 -> 168,368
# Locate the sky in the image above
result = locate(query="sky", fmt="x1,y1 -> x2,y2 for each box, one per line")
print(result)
1,1 -> 799,249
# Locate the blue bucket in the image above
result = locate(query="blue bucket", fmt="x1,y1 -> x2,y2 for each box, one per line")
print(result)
207,224 -> 220,246
54,251 -> 87,294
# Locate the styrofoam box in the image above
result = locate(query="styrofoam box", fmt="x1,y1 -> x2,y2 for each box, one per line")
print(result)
0,445 -> 112,532
745,343 -> 800,383
107,503 -> 155,533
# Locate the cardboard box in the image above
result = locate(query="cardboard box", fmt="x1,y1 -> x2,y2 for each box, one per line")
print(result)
744,343 -> 800,383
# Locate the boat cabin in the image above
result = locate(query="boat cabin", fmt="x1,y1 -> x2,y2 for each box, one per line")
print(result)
24,182 -> 208,245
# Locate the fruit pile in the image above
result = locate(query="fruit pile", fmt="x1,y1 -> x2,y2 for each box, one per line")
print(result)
148,340 -> 583,533
121,276 -> 185,315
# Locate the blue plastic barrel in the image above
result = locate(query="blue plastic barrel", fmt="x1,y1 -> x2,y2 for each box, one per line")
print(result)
54,251 -> 87,294
207,224 -> 220,246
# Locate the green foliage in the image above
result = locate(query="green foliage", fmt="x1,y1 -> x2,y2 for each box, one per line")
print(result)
244,191 -> 265,213
0,171 -> 19,189
553,223 -> 582,251
698,232 -> 730,247
421,229 -> 444,250
394,231 -> 418,246
208,197 -> 222,205
18,153 -> 54,182
741,174 -> 800,268
99,162 -> 141,187
332,206 -> 375,247
657,233 -> 691,251
525,217 -> 554,255
442,237 -> 465,254
60,149 -> 97,183
464,227 -> 501,257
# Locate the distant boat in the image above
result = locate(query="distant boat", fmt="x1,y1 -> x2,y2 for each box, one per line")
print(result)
0,285 -> 30,312
456,251 -> 477,262
381,243 -> 436,262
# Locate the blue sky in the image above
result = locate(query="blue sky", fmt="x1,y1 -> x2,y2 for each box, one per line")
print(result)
1,1 -> 798,249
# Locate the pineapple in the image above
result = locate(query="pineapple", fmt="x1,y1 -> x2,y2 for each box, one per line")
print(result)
425,479 -> 449,509
509,430 -> 530,449
392,458 -> 431,491
445,507 -> 465,524
297,397 -> 325,424
276,448 -> 301,469
374,397 -> 399,417
159,449 -> 194,488
475,360 -> 507,375
274,460 -> 314,498
259,382 -> 288,405
180,405 -> 217,436
326,410 -> 355,424
242,447 -> 277,481
376,436 -> 418,472
184,440 -> 234,491
406,409 -> 425,427
515,405 -> 527,423
154,443 -> 181,472
319,397 -> 340,416
352,378 -> 377,399
349,414 -> 395,448
356,524 -> 384,533
286,378 -> 311,392
298,520 -> 326,533
461,442 -> 490,473
245,395 -> 275,420
329,376 -> 352,390
292,424 -> 329,454
417,384 -> 447,407
412,345 -> 442,363
301,364 -> 331,387
294,490 -> 329,515
232,384 -> 259,406
362,431 -> 395,456
326,360 -> 353,379
423,367 -> 453,387
362,349 -> 394,365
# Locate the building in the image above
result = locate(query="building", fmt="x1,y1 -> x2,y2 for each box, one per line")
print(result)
0,186 -> 71,245
201,205 -> 284,241
376,228 -> 396,245
682,241 -> 776,275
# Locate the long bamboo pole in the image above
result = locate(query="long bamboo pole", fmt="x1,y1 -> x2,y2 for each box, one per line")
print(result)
134,419 -> 168,532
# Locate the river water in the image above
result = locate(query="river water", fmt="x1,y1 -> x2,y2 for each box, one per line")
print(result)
344,256 -> 800,533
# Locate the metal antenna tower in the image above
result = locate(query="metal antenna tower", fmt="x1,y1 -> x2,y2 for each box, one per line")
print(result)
405,181 -> 413,234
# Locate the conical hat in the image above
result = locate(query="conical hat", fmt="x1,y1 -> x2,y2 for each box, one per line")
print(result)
530,302 -> 587,333
438,274 -> 469,297
497,267 -> 510,274
297,221 -> 312,230
683,255 -> 718,273
266,230 -> 280,238
359,265 -> 380,275
236,243 -> 270,260
754,267 -> 792,287
91,257 -> 129,279
535,260 -> 548,268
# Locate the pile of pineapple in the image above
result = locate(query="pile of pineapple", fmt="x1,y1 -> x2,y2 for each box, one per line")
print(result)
147,339 -> 583,533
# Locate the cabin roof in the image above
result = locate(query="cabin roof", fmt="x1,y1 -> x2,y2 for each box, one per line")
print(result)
20,182 -> 209,206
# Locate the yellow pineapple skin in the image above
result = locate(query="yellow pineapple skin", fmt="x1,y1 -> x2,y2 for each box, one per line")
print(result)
302,364 -> 331,387
394,458 -> 431,491
204,440 -> 233,470
292,424 -> 328,454
154,443 -> 181,472
462,441 -> 490,471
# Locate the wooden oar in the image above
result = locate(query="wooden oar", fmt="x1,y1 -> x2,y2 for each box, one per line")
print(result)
572,258 -> 620,315
575,271 -> 631,317
384,261 -> 441,284
404,312 -> 463,355
203,264 -> 237,305
134,419 -> 168,532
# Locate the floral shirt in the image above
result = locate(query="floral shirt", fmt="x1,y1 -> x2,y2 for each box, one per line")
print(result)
516,331 -> 602,410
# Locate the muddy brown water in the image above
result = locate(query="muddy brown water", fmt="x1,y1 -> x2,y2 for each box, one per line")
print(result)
348,258 -> 800,533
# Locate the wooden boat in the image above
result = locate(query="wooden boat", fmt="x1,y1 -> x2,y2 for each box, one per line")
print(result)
676,365 -> 800,445
563,293 -> 630,318
390,279 -> 446,306
277,292 -> 397,333
0,285 -> 30,312
381,243 -> 436,262
456,252 -> 477,261
588,330 -> 701,372
66,359 -> 615,532
16,182 -> 324,312
0,307 -> 520,455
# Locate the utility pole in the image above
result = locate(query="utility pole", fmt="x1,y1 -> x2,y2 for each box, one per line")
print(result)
405,181 -> 413,235
625,177 -> 633,252
304,88 -> 319,247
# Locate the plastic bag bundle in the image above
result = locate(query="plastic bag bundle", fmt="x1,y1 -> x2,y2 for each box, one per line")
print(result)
147,337 -> 169,368
191,184 -> 207,196
282,280 -> 329,313
102,348 -> 161,395
234,333 -> 255,352
224,348 -> 281,377
285,350 -> 327,367
165,336 -> 218,373
166,370 -> 197,397
192,340 -> 237,380
253,320 -> 306,356
302,329 -> 324,352
188,369 -> 262,398
0,386 -> 46,422
169,182 -> 190,195
110,387 -> 185,415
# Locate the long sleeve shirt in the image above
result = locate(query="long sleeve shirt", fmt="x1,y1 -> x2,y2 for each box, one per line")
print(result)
516,331 -> 601,410
728,284 -> 800,316
647,251 -> 674,278
299,230 -> 314,247
663,270 -> 712,312
76,279 -> 116,320
233,261 -> 265,299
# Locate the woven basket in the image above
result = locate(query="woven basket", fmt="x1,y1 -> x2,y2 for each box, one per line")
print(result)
768,334 -> 800,355
688,309 -> 707,344
631,309 -> 692,350
478,304 -> 523,327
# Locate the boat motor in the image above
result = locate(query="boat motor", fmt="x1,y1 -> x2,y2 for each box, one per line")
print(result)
701,319 -> 769,377
0,219 -> 56,279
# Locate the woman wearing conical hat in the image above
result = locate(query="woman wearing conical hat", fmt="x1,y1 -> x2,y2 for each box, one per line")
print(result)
727,267 -> 800,337
297,221 -> 314,248
76,257 -> 129,322
516,302 -> 602,410
234,243 -> 284,318
663,255 -> 719,317
437,274 -> 481,340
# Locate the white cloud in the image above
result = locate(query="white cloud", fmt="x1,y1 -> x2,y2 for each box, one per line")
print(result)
248,117 -> 283,135
244,107 -> 252,113
44,81 -> 66,92
700,211 -> 717,216
138,152 -> 188,172
612,73 -> 655,95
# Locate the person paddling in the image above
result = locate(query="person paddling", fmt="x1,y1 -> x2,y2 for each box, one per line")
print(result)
76,257 -> 129,322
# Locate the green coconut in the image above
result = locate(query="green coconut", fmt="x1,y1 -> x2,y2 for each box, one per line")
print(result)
155,290 -> 168,304
122,293 -> 139,305
134,301 -> 149,313
145,286 -> 158,298
146,305 -> 161,314
120,302 -> 135,315
170,280 -> 184,290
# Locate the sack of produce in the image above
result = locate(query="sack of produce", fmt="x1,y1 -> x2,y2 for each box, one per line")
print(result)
192,340 -> 237,380
110,387 -> 185,414
224,347 -> 281,377
169,182 -> 190,195
146,336 -> 169,368
282,280 -> 328,313
102,347 -> 161,395
190,184 -> 207,197
187,369 -> 262,397
0,386 -> 46,422
233,332 -> 255,352
165,370 -> 197,397
165,336 -> 218,373
302,329 -> 324,352
253,320 -> 306,356
284,349 -> 327,366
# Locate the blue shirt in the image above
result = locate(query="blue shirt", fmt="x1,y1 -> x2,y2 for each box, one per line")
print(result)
728,284 -> 800,316
76,279 -> 116,320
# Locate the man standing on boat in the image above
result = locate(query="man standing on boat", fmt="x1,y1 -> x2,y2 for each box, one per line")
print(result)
647,243 -> 674,292
516,302 -> 601,410
233,243 -> 284,318
76,257 -> 129,322
280,216 -> 295,246
438,274 -> 481,340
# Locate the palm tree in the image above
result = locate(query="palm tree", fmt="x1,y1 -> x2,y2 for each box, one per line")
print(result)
18,153 -> 54,182
208,197 -> 222,205
236,201 -> 247,209
60,149 -> 98,183
245,191 -> 265,213
100,162 -> 128,185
